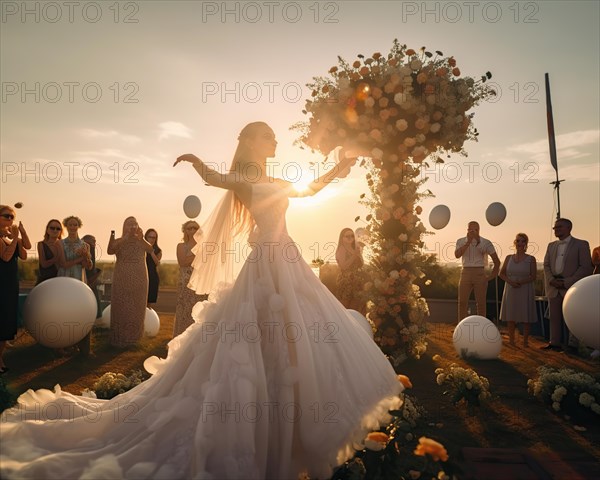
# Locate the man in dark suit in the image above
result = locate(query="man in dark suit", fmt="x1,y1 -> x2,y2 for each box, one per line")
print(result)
542,218 -> 593,351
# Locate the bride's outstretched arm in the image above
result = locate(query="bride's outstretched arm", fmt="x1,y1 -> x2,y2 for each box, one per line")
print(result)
296,148 -> 362,197
174,154 -> 241,190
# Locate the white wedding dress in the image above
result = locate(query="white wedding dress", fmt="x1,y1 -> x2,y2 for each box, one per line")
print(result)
1,182 -> 402,480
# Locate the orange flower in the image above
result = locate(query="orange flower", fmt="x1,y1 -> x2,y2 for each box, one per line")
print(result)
436,67 -> 448,77
329,66 -> 338,74
372,52 -> 382,59
448,57 -> 456,67
406,48 -> 416,56
415,206 -> 423,215
360,66 -> 370,76
353,60 -> 361,69
397,374 -> 413,388
452,67 -> 461,76
414,437 -> 449,462
367,431 -> 389,443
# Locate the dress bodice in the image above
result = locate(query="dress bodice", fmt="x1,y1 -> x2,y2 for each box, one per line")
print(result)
248,182 -> 290,242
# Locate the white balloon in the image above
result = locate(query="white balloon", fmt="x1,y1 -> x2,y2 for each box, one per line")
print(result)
453,315 -> 502,359
485,202 -> 507,226
144,308 -> 161,337
347,309 -> 374,339
24,277 -> 97,348
183,195 -> 202,219
563,276 -> 600,349
96,304 -> 111,328
429,205 -> 451,230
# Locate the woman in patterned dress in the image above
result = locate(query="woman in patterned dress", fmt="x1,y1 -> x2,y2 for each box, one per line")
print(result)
108,216 -> 153,347
173,220 -> 207,337
335,227 -> 366,314
57,216 -> 92,281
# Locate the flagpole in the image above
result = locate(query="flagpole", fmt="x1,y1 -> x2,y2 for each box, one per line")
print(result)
545,73 -> 563,219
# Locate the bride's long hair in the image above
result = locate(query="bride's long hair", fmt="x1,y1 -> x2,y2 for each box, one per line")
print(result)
187,121 -> 269,294
228,121 -> 269,238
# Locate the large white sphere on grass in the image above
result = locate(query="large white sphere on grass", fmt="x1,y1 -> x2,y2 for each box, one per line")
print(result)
145,308 -> 161,337
347,309 -> 374,339
96,304 -> 111,328
24,277 -> 97,348
563,275 -> 600,349
453,315 -> 502,359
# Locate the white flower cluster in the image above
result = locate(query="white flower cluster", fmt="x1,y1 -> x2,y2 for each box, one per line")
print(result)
92,371 -> 145,400
528,366 -> 600,418
435,363 -> 491,405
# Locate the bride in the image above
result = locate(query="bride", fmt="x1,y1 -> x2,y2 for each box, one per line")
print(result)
1,122 -> 403,480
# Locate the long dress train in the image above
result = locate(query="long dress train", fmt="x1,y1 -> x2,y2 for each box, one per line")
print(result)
0,182 -> 402,480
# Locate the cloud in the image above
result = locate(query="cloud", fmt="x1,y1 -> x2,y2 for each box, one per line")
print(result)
508,129 -> 599,163
158,122 -> 193,141
79,129 -> 141,144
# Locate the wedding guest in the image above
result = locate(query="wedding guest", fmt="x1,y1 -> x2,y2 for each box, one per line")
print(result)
82,234 -> 103,319
335,227 -> 366,314
173,220 -> 207,337
108,217 -> 153,347
36,219 -> 65,285
592,245 -> 600,275
0,205 -> 30,374
499,233 -> 537,347
542,218 -> 592,352
144,229 -> 162,308
455,221 -> 500,321
57,216 -> 92,281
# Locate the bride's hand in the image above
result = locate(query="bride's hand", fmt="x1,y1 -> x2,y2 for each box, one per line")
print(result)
174,154 -> 201,167
341,145 -> 371,160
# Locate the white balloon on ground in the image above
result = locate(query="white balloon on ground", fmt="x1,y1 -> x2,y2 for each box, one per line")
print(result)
144,308 -> 161,337
453,315 -> 502,359
96,304 -> 111,328
485,202 -> 507,226
347,309 -> 374,339
429,205 -> 451,230
23,277 -> 97,348
183,195 -> 202,219
563,275 -> 600,349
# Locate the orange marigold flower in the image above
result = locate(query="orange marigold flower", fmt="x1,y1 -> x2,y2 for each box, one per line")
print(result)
415,206 -> 423,214
353,60 -> 361,69
360,66 -> 370,76
452,67 -> 461,76
414,437 -> 449,462
367,431 -> 389,443
373,52 -> 382,59
406,49 -> 416,56
397,374 -> 413,388
329,66 -> 338,74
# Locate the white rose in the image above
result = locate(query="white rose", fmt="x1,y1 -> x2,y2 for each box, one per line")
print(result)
395,119 -> 408,131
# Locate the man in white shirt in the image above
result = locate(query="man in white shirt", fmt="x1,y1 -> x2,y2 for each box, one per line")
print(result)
455,221 -> 500,322
542,218 -> 592,351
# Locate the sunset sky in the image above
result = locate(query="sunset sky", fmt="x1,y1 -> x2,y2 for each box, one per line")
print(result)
1,1 -> 598,269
